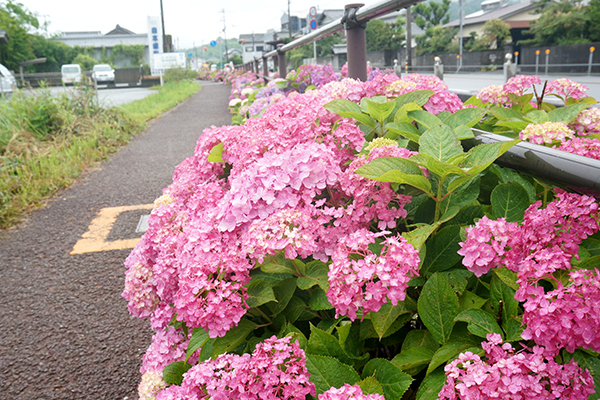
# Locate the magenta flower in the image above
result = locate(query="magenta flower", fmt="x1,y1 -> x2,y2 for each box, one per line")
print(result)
319,384 -> 385,400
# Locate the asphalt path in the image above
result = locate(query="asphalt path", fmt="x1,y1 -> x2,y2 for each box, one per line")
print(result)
40,86 -> 160,107
0,81 -> 232,399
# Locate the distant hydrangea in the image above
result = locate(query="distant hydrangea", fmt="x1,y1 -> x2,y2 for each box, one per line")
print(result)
519,121 -> 575,144
477,84 -> 511,105
546,78 -> 589,100
503,75 -> 542,96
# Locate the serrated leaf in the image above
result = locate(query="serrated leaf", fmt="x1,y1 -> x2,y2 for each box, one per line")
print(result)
459,290 -> 488,313
385,121 -> 422,142
362,359 -> 413,400
324,98 -> 377,128
454,125 -> 475,140
402,330 -> 440,353
298,260 -> 329,291
395,90 -> 434,107
440,269 -> 474,296
490,270 -> 520,330
444,108 -> 488,129
454,309 -> 503,339
308,324 -> 354,365
421,226 -> 463,276
371,298 -> 417,340
525,110 -> 549,124
494,267 -> 519,291
419,124 -> 463,162
163,361 -> 192,385
490,107 -> 525,121
357,376 -> 384,396
403,224 -> 437,252
495,120 -> 530,134
564,350 -> 600,400
409,153 -> 467,179
211,319 -> 258,357
418,273 -> 459,345
259,252 -> 305,275
392,346 -> 435,375
207,142 -> 225,162
408,110 -> 443,130
306,354 -> 361,395
427,341 -> 482,375
490,182 -> 530,222
416,367 -> 447,400
308,287 -> 334,311
269,278 -> 297,316
246,279 -> 276,309
366,98 -> 396,123
548,103 -> 590,123
356,157 -> 432,194
440,175 -> 480,217
186,328 -> 210,361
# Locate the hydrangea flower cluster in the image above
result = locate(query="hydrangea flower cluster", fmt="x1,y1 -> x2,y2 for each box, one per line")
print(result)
477,84 -> 511,105
503,75 -> 542,97
556,136 -> 600,160
287,64 -> 339,90
458,190 -> 600,355
519,121 -> 575,144
319,384 -> 385,400
156,336 -> 315,400
327,229 -> 420,320
438,333 -> 595,400
138,370 -> 167,400
569,107 -> 600,135
546,78 -> 589,100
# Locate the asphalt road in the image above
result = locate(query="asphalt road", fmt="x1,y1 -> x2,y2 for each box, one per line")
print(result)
0,81 -> 232,400
41,85 -> 160,107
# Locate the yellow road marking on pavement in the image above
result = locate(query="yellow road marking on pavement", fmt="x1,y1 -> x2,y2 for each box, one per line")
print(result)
71,204 -> 154,255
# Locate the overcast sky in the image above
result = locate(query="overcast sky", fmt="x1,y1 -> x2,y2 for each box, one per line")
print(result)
17,0 -> 354,50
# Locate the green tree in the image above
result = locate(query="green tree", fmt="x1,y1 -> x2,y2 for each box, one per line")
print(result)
470,18 -> 512,50
0,0 -> 39,70
520,0 -> 590,46
229,53 -> 242,65
413,0 -> 451,30
366,16 -> 405,52
72,53 -> 96,71
415,25 -> 457,55
288,32 -> 344,69
588,0 -> 600,41
30,35 -> 77,72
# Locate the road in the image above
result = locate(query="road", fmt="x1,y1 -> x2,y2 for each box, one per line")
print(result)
24,85 -> 159,107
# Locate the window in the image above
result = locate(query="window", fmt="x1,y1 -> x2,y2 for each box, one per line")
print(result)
256,46 -> 263,52
245,46 -> 254,52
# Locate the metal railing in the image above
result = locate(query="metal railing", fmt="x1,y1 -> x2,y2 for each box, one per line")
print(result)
237,0 -> 423,80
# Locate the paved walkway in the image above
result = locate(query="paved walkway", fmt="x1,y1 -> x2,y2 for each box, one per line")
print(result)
0,81 -> 232,399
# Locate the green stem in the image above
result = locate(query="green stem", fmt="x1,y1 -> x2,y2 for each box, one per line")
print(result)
433,177 -> 445,223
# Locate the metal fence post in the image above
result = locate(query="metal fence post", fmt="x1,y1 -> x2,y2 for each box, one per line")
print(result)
254,59 -> 259,74
535,50 -> 540,74
589,47 -> 596,76
262,56 -> 269,79
514,51 -> 519,67
277,44 -> 287,79
545,49 -> 550,75
343,3 -> 367,81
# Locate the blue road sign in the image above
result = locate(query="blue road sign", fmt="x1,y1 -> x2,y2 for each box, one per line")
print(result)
310,19 -> 317,30
188,52 -> 193,57
210,40 -> 217,47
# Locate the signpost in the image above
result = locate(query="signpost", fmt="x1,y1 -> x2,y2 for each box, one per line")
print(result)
309,6 -> 318,62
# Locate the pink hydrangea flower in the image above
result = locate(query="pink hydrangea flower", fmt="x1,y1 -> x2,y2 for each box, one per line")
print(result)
569,108 -> 600,135
519,121 -> 575,144
555,136 -> 600,160
503,75 -> 542,96
319,384 -> 385,400
546,78 -> 589,100
141,326 -> 189,375
477,85 -> 511,105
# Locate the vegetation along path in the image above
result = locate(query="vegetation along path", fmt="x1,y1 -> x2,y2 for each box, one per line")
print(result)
0,81 -> 232,399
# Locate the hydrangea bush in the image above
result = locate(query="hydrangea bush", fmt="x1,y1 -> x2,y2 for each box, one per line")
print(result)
125,66 -> 600,400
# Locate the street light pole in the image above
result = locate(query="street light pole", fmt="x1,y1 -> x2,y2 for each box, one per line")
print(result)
160,0 -> 167,52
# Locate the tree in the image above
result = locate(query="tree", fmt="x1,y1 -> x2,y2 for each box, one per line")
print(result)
413,0 -> 451,30
519,0 -> 591,46
288,32 -> 344,69
0,0 -> 39,70
229,53 -> 243,65
415,25 -> 457,55
365,16 -> 405,52
72,53 -> 96,71
470,18 -> 512,50
588,0 -> 600,42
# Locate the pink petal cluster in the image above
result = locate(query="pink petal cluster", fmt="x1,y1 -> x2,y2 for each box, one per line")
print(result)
477,85 -> 511,105
519,121 -> 575,144
569,107 -> 600,135
327,229 -> 420,320
319,384 -> 385,400
556,136 -> 600,160
546,78 -> 589,100
503,75 -> 542,97
141,326 -> 189,375
156,336 -> 315,400
138,370 -> 167,400
438,333 -> 595,400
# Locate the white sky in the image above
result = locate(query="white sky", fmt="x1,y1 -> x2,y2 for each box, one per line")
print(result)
17,0 -> 354,50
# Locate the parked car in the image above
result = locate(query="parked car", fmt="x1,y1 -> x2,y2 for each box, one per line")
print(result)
92,64 -> 115,84
0,63 -> 17,99
61,64 -> 82,85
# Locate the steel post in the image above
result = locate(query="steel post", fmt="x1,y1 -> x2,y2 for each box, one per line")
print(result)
277,44 -> 287,79
343,3 -> 367,81
254,59 -> 259,74
262,56 -> 269,79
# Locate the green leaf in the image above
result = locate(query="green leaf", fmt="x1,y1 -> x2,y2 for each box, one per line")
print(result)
440,175 -> 480,216
459,290 -> 488,313
163,361 -> 192,385
548,103 -> 590,123
525,110 -> 549,124
307,324 -> 354,365
298,260 -> 330,291
207,142 -> 225,162
306,354 -> 360,395
395,90 -> 434,107
491,165 -> 536,203
392,346 -> 435,376
186,328 -> 210,361
403,224 -> 437,252
283,296 -> 309,323
494,267 -> 519,291
409,153 -> 467,180
490,271 -> 520,330
259,252 -> 305,275
443,108 -> 487,129
362,359 -> 413,400
246,279 -> 276,309
385,121 -> 422,142
269,278 -> 297,316
454,309 -> 503,339
421,225 -> 463,276
490,107 -> 526,121
490,182 -> 530,222
454,125 -> 475,140
418,273 -> 460,345
366,98 -> 396,124
416,367 -> 447,400
427,341 -> 482,375
440,269 -> 474,296
419,124 -> 463,162
357,376 -> 384,396
408,110 -> 443,130
308,287 -> 334,311
495,120 -> 530,134
402,330 -> 439,353
198,338 -> 215,362
370,298 -> 417,340
356,157 -> 432,194
211,319 -> 258,357
324,98 -> 377,128
578,254 -> 600,271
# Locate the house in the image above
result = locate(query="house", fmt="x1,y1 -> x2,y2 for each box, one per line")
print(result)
444,0 -> 540,45
239,33 -> 266,64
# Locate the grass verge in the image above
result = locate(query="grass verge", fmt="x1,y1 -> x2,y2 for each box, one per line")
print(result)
0,80 -> 200,229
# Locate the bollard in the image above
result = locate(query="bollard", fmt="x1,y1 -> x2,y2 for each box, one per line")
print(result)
503,53 -> 516,82
394,59 -> 401,78
514,51 -> 519,67
277,44 -> 287,79
545,49 -> 550,75
456,54 -> 460,73
535,50 -> 540,74
434,56 -> 444,80
343,3 -> 367,81
405,61 -> 408,74
589,47 -> 595,76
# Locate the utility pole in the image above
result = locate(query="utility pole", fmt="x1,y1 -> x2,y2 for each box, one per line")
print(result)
288,0 -> 292,39
222,9 -> 229,64
405,6 -> 412,71
160,0 -> 167,52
